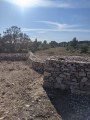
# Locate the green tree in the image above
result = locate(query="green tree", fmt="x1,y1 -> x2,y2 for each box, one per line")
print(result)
0,34 -> 1,39
1,26 -> 31,53
80,45 -> 89,53
49,41 -> 59,48
70,37 -> 78,49
3,26 -> 21,43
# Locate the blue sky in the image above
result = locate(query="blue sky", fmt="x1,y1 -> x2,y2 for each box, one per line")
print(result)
0,0 -> 90,42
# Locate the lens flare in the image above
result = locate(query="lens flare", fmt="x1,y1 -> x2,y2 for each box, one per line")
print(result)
7,0 -> 39,8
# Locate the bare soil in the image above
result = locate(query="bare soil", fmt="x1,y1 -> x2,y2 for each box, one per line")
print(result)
0,61 -> 61,120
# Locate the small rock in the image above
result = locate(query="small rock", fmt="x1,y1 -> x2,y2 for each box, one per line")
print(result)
81,77 -> 88,82
25,104 -> 30,108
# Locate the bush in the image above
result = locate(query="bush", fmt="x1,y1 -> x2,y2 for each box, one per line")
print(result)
80,45 -> 89,53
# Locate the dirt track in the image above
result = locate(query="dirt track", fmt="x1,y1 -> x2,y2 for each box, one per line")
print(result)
0,61 -> 61,120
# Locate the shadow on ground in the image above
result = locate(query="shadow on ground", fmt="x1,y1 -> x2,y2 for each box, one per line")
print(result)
44,87 -> 90,120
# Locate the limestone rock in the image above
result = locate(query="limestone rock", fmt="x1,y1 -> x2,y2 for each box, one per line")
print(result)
81,77 -> 88,83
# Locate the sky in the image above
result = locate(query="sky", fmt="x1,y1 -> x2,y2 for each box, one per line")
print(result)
0,0 -> 90,42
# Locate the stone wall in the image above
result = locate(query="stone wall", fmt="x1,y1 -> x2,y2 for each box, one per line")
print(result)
27,53 -> 90,94
4,51 -> 89,95
43,56 -> 90,94
0,53 -> 29,61
27,52 -> 44,74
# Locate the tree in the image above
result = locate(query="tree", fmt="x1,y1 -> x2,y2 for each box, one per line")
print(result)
0,34 -> 1,39
70,37 -> 78,49
59,42 -> 68,47
49,41 -> 59,48
41,40 -> 50,50
80,45 -> 89,53
0,26 -> 31,53
29,38 -> 39,52
3,26 -> 21,43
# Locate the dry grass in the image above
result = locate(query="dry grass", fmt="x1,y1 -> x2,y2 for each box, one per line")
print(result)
35,47 -> 89,60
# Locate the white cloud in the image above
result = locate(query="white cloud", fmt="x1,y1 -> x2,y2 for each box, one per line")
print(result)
22,21 -> 90,33
36,21 -> 79,29
40,0 -> 71,8
22,28 -> 90,33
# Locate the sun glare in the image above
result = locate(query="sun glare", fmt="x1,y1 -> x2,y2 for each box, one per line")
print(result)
12,0 -> 38,8
18,0 -> 30,7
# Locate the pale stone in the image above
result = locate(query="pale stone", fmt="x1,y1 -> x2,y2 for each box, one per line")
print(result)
63,68 -> 69,71
44,72 -> 51,77
81,77 -> 88,82
72,78 -> 77,82
64,73 -> 70,76
25,104 -> 30,108
59,74 -> 65,78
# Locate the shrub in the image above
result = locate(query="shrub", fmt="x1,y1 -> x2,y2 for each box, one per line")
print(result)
80,45 -> 89,53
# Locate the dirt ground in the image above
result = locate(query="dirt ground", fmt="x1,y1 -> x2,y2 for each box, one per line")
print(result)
35,47 -> 90,61
0,61 -> 61,120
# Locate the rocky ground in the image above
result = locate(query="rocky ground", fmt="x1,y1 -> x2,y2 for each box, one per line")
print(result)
35,47 -> 90,61
0,61 -> 90,120
0,61 -> 61,120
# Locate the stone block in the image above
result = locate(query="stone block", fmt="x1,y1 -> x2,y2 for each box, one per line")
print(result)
87,72 -> 90,75
87,74 -> 90,79
43,81 -> 54,88
81,77 -> 88,83
85,80 -> 90,85
56,77 -> 63,84
54,83 -> 68,90
59,74 -> 66,78
49,77 -> 55,82
79,72 -> 86,77
85,68 -> 90,72
44,72 -> 51,77
72,78 -> 77,82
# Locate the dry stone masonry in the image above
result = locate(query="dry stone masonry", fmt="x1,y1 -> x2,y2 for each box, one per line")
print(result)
28,52 -> 44,74
28,53 -> 90,94
1,52 -> 90,94
43,56 -> 90,94
0,53 -> 29,61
